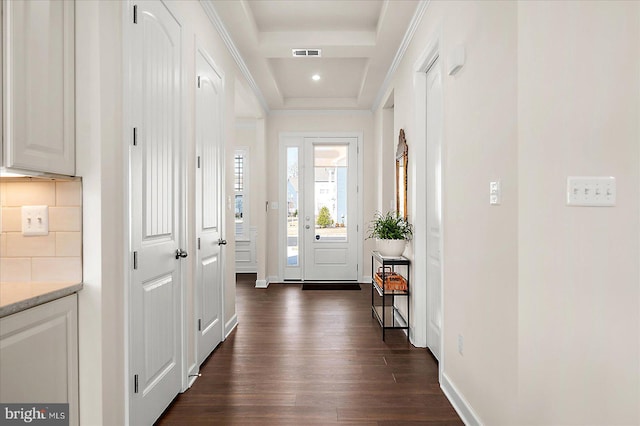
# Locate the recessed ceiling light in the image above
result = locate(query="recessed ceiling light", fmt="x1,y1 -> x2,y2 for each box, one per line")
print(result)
312,74 -> 321,81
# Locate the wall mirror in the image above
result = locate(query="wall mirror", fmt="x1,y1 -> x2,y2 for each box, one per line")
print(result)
396,129 -> 408,219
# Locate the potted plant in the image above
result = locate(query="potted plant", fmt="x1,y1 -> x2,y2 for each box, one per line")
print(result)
367,211 -> 413,257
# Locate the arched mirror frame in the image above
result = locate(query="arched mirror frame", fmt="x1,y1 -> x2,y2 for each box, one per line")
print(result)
396,129 -> 408,219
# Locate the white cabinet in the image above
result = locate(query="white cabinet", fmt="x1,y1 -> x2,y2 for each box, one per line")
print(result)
0,294 -> 79,426
1,0 -> 75,176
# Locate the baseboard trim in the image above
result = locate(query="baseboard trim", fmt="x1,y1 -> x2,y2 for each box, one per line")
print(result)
255,279 -> 268,288
441,372 -> 482,426
224,314 -> 238,338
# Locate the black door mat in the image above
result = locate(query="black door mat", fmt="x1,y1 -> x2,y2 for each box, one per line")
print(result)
301,283 -> 361,290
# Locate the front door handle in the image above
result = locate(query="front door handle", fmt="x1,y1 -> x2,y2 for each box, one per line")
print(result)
175,249 -> 188,259
217,238 -> 227,246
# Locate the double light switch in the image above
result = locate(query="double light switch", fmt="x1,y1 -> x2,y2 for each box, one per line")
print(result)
22,205 -> 49,236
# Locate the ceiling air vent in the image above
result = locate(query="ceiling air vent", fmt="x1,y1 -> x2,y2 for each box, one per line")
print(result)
292,49 -> 322,57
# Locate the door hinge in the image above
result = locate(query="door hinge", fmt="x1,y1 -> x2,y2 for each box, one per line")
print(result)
198,319 -> 202,331
197,238 -> 201,250
197,76 -> 201,88
133,251 -> 138,269
133,5 -> 138,24
357,225 -> 359,232
197,156 -> 201,169
357,145 -> 359,154
134,374 -> 139,393
133,127 -> 138,146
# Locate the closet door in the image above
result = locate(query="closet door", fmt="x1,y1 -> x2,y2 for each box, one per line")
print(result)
195,47 -> 224,366
129,2 -> 183,424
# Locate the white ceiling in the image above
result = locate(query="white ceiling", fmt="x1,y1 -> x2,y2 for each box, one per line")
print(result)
208,0 -> 421,112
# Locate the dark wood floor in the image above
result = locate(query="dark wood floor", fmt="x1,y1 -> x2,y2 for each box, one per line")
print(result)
156,274 -> 462,425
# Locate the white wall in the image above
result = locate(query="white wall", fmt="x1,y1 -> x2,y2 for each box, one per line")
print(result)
385,1 -> 519,422
75,0 -> 264,422
375,0 -> 639,424
75,2 -> 124,424
517,2 -> 640,424
265,112 -> 375,281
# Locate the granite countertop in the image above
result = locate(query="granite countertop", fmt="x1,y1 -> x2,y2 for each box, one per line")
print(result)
0,282 -> 83,318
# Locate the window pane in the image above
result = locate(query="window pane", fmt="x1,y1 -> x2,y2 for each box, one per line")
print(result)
234,155 -> 244,192
235,194 -> 243,236
314,145 -> 347,241
287,147 -> 299,266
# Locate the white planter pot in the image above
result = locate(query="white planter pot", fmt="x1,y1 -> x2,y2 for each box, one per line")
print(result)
376,239 -> 406,257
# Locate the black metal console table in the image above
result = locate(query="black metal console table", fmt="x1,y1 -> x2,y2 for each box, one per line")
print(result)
371,251 -> 410,341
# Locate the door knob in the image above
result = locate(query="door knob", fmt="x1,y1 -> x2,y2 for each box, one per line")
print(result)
217,238 -> 227,246
175,249 -> 188,259
305,225 -> 310,229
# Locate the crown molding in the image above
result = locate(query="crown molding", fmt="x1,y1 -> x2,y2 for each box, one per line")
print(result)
269,109 -> 373,116
200,0 -> 270,113
371,0 -> 430,112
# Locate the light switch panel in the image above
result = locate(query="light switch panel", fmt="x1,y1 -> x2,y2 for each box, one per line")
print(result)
22,205 -> 49,236
489,181 -> 501,205
567,176 -> 616,206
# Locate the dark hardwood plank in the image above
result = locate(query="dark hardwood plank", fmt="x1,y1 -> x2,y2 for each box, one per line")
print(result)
155,274 -> 462,425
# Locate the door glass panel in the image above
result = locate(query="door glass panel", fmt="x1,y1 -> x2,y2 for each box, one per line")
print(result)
287,147 -> 299,266
314,145 -> 347,241
234,194 -> 243,235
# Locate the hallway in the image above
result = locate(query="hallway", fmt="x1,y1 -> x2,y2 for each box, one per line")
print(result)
156,274 -> 462,425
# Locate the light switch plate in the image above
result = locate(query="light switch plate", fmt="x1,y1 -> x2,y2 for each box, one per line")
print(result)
489,180 -> 501,205
22,205 -> 49,236
567,176 -> 616,206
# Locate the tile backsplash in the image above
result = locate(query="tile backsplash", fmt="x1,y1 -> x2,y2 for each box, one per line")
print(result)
0,180 -> 82,283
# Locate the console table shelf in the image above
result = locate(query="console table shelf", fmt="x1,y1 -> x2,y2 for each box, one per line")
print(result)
371,251 -> 410,341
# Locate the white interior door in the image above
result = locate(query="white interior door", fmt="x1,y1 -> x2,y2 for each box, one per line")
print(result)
303,138 -> 358,281
426,58 -> 443,360
130,2 -> 183,424
195,48 -> 224,366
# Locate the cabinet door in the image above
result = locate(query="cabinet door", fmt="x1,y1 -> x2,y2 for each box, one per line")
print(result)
3,0 -> 75,175
0,294 -> 79,426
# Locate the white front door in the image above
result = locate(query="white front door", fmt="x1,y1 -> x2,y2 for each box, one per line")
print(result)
195,47 -> 224,366
426,58 -> 443,360
303,138 -> 358,281
130,2 -> 183,424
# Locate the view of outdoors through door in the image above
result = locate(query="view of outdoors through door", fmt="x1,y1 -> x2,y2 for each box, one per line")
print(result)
287,147 -> 299,267
313,145 -> 348,242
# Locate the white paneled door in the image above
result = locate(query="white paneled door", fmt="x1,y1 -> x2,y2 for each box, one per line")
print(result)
130,2 -> 183,425
426,58 -> 443,361
303,138 -> 358,281
195,48 -> 224,366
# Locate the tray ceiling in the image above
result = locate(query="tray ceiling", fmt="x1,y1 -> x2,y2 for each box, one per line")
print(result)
207,0 -> 421,111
